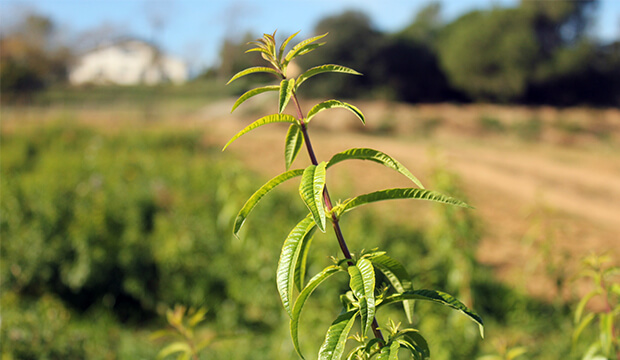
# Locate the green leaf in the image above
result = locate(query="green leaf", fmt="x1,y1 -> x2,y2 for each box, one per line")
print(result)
226,66 -> 281,85
328,148 -> 423,189
231,85 -> 279,113
279,78 -> 295,113
277,216 -> 317,317
599,312 -> 613,354
279,31 -> 300,62
333,188 -> 472,218
296,64 -> 362,88
233,169 -> 303,237
366,253 -> 415,323
156,342 -> 191,359
291,265 -> 342,359
284,33 -> 328,65
395,329 -> 430,360
299,162 -> 327,232
380,289 -> 484,338
307,100 -> 365,125
222,113 -> 297,151
284,124 -> 304,170
572,312 -> 595,345
318,310 -> 358,360
506,347 -> 528,359
376,341 -> 400,360
348,258 -> 375,337
294,234 -> 313,292
574,289 -> 602,323
187,307 -> 207,327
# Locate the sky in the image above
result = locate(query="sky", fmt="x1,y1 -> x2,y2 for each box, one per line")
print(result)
1,0 -> 619,73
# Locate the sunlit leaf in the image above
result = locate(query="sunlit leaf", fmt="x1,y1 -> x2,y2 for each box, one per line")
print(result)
348,258 -> 375,337
222,114 -> 297,151
328,148 -> 423,188
285,124 -> 304,170
574,289 -> 602,323
279,31 -> 300,62
233,169 -> 303,237
231,85 -> 279,113
395,329 -> 430,360
226,66 -> 281,85
156,342 -> 191,359
291,265 -> 342,359
572,312 -> 595,345
299,162 -> 327,232
296,64 -> 362,88
307,100 -> 365,125
318,310 -> 358,360
279,78 -> 295,113
277,216 -> 317,317
284,33 -> 328,65
294,234 -> 313,292
380,289 -> 484,338
376,340 -> 400,360
333,188 -> 471,218
187,307 -> 208,327
366,253 -> 415,323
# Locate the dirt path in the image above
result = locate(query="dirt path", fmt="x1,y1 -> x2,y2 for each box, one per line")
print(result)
197,98 -> 620,301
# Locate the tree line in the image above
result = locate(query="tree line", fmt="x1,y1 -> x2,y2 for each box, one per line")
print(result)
217,0 -> 619,107
2,0 -> 618,107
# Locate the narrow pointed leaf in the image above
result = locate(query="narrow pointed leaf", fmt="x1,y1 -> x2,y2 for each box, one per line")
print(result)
380,289 -> 484,338
367,253 -> 415,323
279,78 -> 295,113
395,338 -> 427,360
299,162 -> 327,232
395,329 -> 430,359
333,188 -> 471,218
156,342 -> 191,359
285,33 -> 328,64
328,148 -> 424,188
318,310 -> 358,360
291,265 -> 342,359
227,66 -> 281,85
284,124 -> 304,170
233,169 -> 304,236
277,216 -> 317,317
293,235 -> 313,292
348,258 -> 375,337
307,100 -> 365,124
574,289 -> 601,323
231,85 -> 279,113
223,114 -> 297,150
572,312 -> 595,344
296,64 -> 362,88
376,341 -> 400,360
279,31 -> 300,62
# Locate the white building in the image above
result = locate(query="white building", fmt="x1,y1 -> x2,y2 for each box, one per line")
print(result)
69,39 -> 188,86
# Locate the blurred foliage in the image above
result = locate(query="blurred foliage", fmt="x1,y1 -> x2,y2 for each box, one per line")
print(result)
0,13 -> 71,101
0,115 -> 614,359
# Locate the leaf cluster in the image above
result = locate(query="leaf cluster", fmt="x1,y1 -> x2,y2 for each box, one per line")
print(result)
572,253 -> 620,359
224,31 -> 483,359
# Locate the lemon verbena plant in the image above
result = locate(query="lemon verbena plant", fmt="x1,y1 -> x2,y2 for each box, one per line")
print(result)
223,31 -> 484,360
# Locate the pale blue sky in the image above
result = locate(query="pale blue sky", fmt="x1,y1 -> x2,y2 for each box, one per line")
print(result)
1,0 -> 618,72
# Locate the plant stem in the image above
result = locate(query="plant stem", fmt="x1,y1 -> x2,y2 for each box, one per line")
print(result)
292,92 -> 385,343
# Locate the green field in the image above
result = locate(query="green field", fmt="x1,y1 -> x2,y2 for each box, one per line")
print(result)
1,88 -> 614,359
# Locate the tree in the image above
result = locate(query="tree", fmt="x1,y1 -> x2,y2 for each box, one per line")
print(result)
438,8 -> 539,102
0,12 -> 71,101
296,11 -> 383,98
